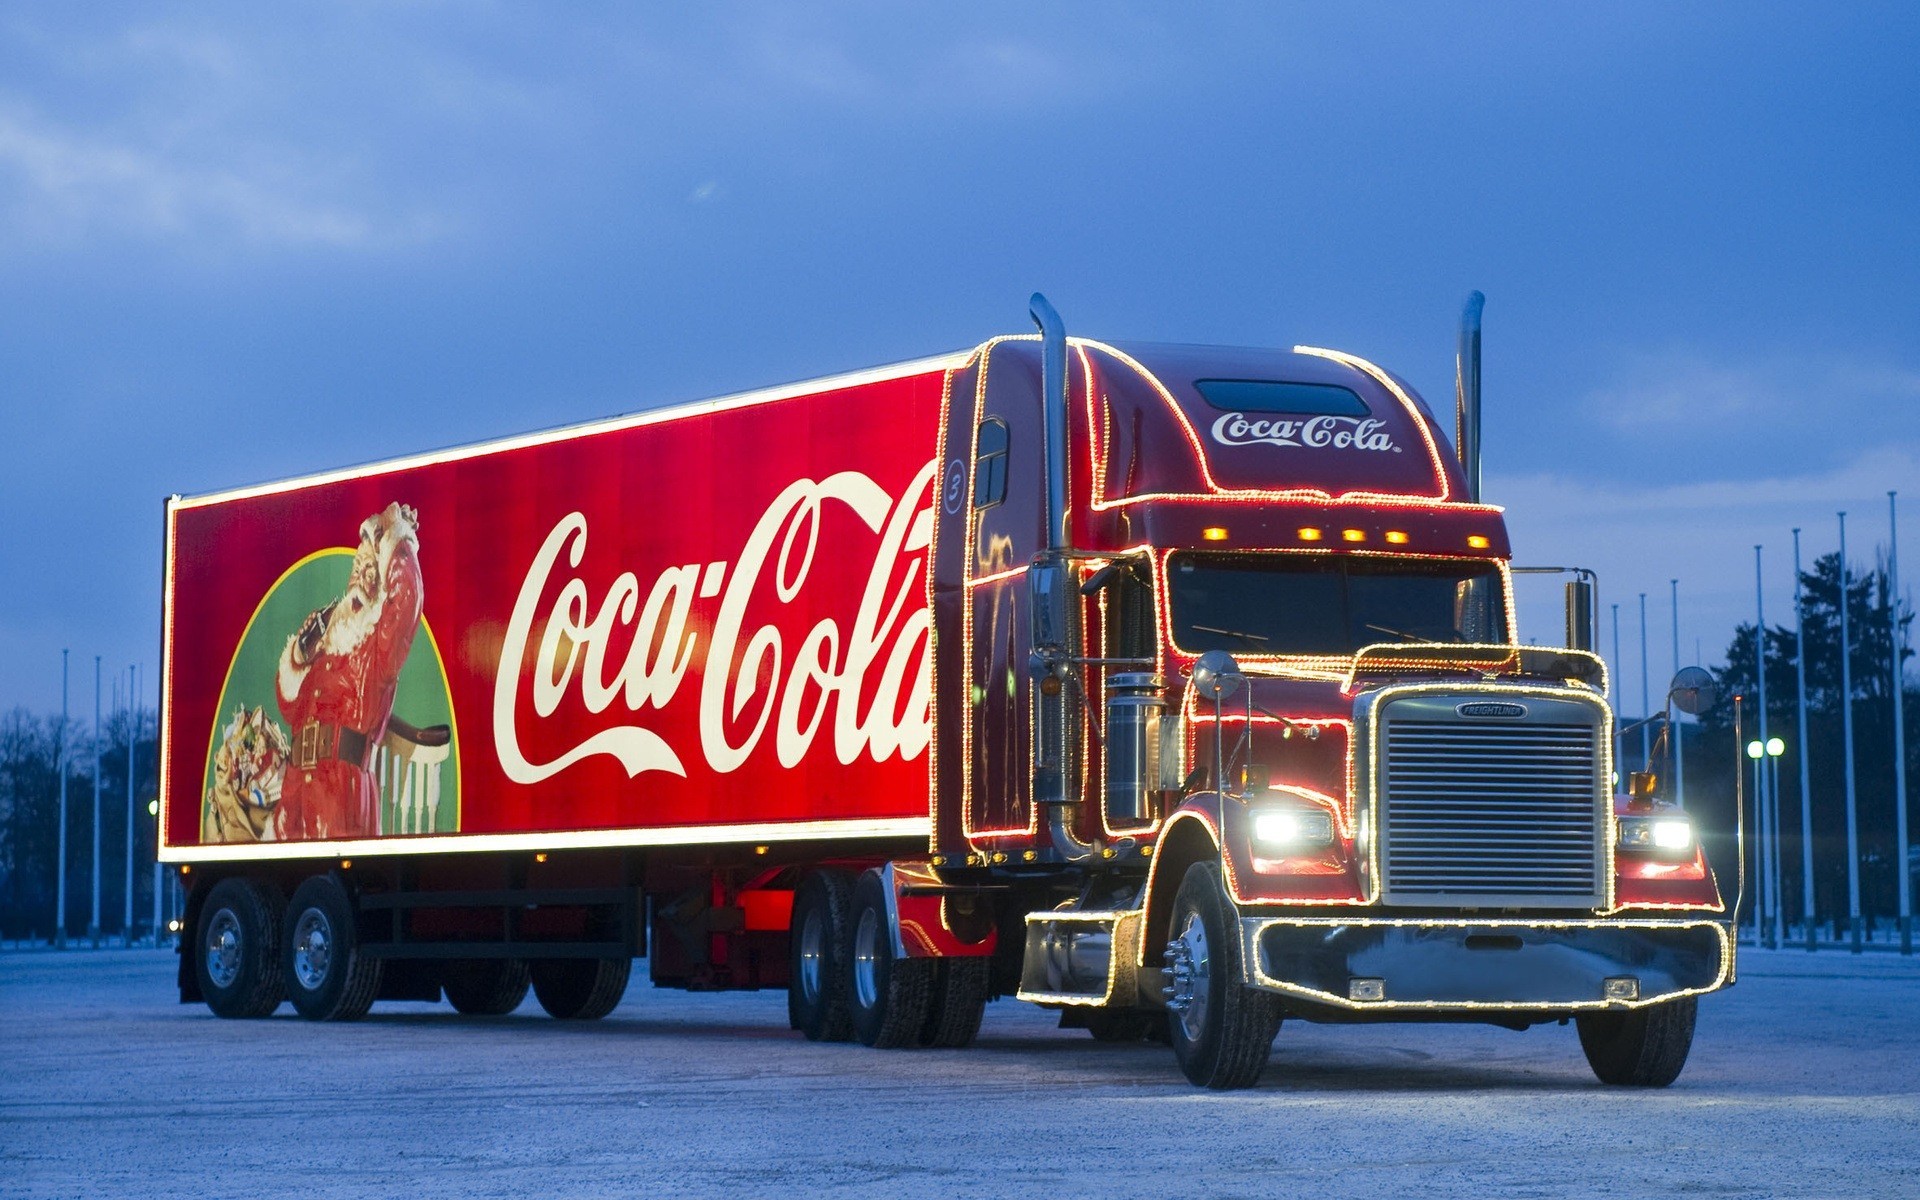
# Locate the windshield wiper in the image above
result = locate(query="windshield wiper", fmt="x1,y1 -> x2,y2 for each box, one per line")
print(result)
1192,624 -> 1270,648
1364,622 -> 1425,643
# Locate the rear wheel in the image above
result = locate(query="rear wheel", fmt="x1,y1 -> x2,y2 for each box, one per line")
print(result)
1163,861 -> 1281,1089
283,875 -> 382,1022
787,870 -> 855,1042
847,869 -> 934,1048
195,878 -> 284,1019
532,958 -> 630,1020
442,959 -> 531,1016
918,956 -> 991,1048
1577,996 -> 1697,1086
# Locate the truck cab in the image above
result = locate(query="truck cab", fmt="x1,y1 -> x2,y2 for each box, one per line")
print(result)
888,299 -> 1730,1087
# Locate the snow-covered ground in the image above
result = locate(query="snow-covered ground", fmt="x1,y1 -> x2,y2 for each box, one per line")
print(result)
3,947 -> 1917,1198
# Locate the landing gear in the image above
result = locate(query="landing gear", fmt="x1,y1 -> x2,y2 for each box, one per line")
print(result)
1163,861 -> 1281,1089
1577,996 -> 1697,1087
196,877 -> 284,1019
283,875 -> 383,1021
787,870 -> 855,1042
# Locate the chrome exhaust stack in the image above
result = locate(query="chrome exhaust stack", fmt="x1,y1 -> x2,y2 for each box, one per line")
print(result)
1027,293 -> 1097,862
1455,291 -> 1485,502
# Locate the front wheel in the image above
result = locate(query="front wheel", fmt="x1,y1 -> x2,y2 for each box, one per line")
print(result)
1163,861 -> 1281,1089
283,875 -> 382,1021
1577,996 -> 1697,1086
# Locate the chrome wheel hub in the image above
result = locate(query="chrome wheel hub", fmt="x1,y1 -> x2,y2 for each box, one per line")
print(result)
852,908 -> 882,1010
1164,911 -> 1211,1042
205,909 -> 242,990
798,909 -> 825,1005
292,907 -> 333,992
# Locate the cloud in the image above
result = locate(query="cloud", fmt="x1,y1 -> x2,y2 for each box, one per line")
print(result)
1581,349 -> 1920,435
0,104 -> 445,251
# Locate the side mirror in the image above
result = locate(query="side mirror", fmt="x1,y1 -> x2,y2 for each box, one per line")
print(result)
1190,649 -> 1243,702
1668,666 -> 1720,715
1027,555 -> 1073,652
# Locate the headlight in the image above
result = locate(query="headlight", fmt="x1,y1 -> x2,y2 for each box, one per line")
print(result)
1619,814 -> 1694,853
1252,807 -> 1335,851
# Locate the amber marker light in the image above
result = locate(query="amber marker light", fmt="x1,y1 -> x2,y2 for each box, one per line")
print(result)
534,852 -> 548,864
1467,535 -> 1491,549
1297,527 -> 1323,542
1385,530 -> 1409,544
1342,529 -> 1366,543
1202,526 -> 1229,541
340,859 -> 352,870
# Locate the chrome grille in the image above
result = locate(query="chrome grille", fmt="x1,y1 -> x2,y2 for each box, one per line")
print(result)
1379,707 -> 1606,908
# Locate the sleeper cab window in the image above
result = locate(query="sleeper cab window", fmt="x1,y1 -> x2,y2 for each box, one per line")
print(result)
974,418 -> 1009,508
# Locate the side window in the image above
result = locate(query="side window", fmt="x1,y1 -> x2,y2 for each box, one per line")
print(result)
974,418 -> 1009,508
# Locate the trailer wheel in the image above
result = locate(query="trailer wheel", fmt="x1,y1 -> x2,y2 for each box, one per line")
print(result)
787,870 -> 855,1041
442,959 -> 531,1016
1163,861 -> 1281,1089
919,957 -> 991,1048
283,875 -> 383,1022
847,869 -> 934,1048
1576,996 -> 1697,1087
532,957 -> 630,1020
195,878 -> 285,1019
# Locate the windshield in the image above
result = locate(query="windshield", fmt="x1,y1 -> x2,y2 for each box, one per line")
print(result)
1168,552 -> 1508,655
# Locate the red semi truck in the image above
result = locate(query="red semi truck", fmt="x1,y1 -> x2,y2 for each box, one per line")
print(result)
160,295 -> 1731,1088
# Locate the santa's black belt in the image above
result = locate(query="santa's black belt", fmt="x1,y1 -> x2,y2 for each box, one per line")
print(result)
294,720 -> 372,770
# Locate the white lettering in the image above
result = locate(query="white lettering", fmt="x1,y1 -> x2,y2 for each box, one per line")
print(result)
492,464 -> 938,785
1209,411 -> 1397,453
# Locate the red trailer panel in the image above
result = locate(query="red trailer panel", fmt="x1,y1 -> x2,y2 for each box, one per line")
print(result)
161,355 -> 962,861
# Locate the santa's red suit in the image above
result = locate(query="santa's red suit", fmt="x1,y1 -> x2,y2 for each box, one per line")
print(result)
275,508 -> 423,840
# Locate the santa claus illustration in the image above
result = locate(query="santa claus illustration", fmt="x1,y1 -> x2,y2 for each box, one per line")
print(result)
274,503 -> 423,840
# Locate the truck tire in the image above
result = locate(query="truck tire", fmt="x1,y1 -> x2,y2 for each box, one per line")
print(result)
787,870 -> 855,1041
1164,861 -> 1281,1089
1577,996 -> 1697,1087
284,875 -> 383,1021
847,869 -> 934,1048
918,956 -> 990,1048
532,957 -> 630,1019
195,877 -> 285,1019
442,959 -> 531,1016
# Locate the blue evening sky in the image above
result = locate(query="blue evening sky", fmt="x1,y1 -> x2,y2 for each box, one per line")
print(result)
2,3 -> 1915,714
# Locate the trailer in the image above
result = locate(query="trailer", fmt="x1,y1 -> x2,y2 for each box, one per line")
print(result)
160,294 -> 1731,1087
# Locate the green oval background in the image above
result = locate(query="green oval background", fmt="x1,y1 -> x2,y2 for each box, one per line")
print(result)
202,549 -> 460,837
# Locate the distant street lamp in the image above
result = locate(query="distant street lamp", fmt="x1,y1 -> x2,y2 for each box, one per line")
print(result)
1890,491 -> 1911,956
1748,738 -> 1767,947
1765,736 -> 1786,946
1839,512 -> 1863,953
1793,528 -> 1816,950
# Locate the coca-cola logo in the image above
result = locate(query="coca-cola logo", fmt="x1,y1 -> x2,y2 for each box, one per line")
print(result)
492,462 -> 936,784
1210,412 -> 1398,453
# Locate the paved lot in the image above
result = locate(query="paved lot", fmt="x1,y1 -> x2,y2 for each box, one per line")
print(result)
3,947 -> 1918,1198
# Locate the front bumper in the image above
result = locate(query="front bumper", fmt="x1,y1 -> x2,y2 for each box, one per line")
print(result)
1242,916 -> 1732,1012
